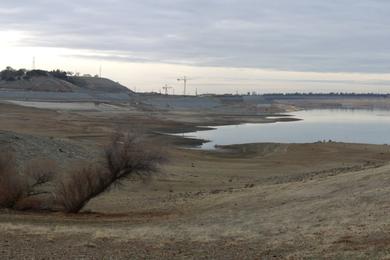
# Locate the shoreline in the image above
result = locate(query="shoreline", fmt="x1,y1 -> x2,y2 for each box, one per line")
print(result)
3,100 -> 390,258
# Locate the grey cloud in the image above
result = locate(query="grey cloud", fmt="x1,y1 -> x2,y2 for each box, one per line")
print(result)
1,0 -> 390,72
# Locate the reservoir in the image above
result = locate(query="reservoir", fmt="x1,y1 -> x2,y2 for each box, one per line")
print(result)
178,109 -> 390,149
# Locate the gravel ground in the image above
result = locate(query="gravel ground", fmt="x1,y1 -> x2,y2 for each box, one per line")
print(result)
0,130 -> 99,171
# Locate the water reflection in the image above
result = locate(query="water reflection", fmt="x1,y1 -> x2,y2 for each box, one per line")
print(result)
179,109 -> 390,149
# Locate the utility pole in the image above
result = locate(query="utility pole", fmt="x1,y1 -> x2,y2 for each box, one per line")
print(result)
99,65 -> 102,78
162,84 -> 172,95
32,56 -> 36,70
177,76 -> 190,96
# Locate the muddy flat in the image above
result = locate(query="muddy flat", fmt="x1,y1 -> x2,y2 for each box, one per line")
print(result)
2,101 -> 390,259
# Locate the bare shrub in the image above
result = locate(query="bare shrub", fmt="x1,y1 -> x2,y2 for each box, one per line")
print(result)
56,165 -> 107,213
0,155 -> 58,211
105,132 -> 163,183
0,153 -> 26,208
24,159 -> 56,194
57,132 -> 163,213
13,159 -> 57,211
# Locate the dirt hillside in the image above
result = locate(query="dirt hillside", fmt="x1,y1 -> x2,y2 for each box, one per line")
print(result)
0,76 -> 132,93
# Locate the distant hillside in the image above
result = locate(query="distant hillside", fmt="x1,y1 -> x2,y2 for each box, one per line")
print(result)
0,77 -> 79,92
0,67 -> 132,94
68,77 -> 131,93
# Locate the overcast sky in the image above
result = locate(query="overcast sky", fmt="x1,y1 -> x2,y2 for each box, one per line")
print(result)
1,0 -> 390,94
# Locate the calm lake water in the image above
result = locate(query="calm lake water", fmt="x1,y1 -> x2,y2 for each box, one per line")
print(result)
178,109 -> 390,149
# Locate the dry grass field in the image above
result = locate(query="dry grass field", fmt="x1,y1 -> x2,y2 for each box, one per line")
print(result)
1,101 -> 390,259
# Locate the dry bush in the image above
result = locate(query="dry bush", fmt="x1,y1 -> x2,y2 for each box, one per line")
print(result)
105,132 -> 163,183
24,159 -> 56,194
56,165 -> 107,213
56,132 -> 164,213
0,155 -> 58,210
13,159 -> 57,211
0,153 -> 26,208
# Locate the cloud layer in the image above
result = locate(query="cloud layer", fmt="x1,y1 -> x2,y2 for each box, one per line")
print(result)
1,0 -> 390,73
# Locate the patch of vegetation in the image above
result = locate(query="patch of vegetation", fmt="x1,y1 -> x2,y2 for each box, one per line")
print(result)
0,153 -> 25,208
0,66 -> 78,82
0,67 -> 27,81
0,154 -> 54,209
0,132 -> 164,213
57,132 -> 163,213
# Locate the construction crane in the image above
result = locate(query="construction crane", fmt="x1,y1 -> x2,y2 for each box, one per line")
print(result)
177,76 -> 190,96
162,84 -> 172,95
